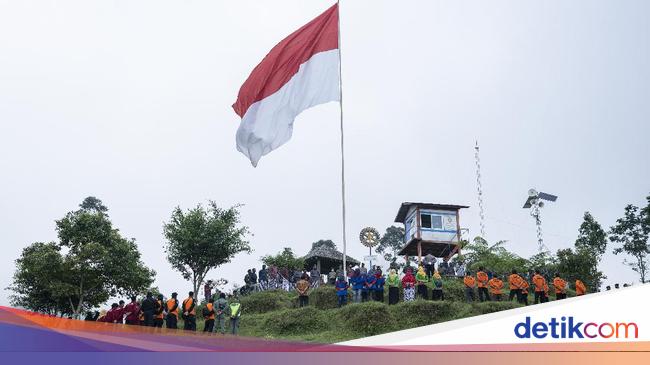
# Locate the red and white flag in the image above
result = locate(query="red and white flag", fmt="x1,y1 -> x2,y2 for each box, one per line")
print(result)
232,4 -> 339,166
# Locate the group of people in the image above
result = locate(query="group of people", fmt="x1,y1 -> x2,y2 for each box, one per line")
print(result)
88,291 -> 243,335
240,265 -> 323,294
462,268 -> 587,305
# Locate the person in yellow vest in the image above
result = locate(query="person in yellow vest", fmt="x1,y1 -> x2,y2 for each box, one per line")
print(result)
488,274 -> 504,301
575,279 -> 587,296
153,294 -> 165,328
476,267 -> 490,302
228,296 -> 242,336
553,273 -> 567,300
182,291 -> 196,331
463,271 -> 476,302
508,269 -> 525,302
202,298 -> 215,333
165,292 -> 179,329
532,270 -> 547,304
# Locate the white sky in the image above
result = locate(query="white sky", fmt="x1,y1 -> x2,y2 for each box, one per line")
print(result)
1,0 -> 649,306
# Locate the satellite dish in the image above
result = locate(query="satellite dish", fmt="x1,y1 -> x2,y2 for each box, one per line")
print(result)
528,189 -> 538,197
538,201 -> 545,208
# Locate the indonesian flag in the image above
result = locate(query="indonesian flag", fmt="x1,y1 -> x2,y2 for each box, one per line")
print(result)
232,4 -> 339,167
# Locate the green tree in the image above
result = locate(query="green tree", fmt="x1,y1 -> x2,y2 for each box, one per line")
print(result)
311,239 -> 336,250
555,248 -> 604,290
609,196 -> 650,283
9,197 -> 156,317
261,247 -> 304,270
576,212 -> 608,256
376,226 -> 405,266
164,201 -> 251,299
463,237 -> 528,275
8,242 -> 70,315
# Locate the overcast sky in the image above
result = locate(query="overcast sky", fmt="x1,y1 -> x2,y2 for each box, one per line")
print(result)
1,0 -> 649,306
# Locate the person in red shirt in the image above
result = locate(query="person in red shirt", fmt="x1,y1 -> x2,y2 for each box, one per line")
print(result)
113,300 -> 125,324
401,268 -> 416,302
124,296 -> 141,325
104,303 -> 119,323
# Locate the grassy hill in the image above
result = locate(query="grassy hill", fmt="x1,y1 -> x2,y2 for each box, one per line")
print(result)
180,278 -> 576,343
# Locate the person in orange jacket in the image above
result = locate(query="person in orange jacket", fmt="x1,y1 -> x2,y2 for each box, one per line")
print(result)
153,294 -> 165,328
532,270 -> 547,304
508,270 -> 524,302
182,291 -> 196,331
476,267 -> 490,302
575,279 -> 587,296
543,282 -> 550,303
519,278 -> 530,306
553,273 -> 567,300
488,274 -> 504,301
463,271 -> 476,302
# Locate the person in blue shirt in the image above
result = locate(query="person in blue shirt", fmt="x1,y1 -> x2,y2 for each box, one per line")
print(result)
362,272 -> 374,302
373,270 -> 385,302
351,268 -> 364,303
335,275 -> 349,307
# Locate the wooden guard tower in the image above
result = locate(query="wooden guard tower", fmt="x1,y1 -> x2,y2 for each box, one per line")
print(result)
395,202 -> 468,262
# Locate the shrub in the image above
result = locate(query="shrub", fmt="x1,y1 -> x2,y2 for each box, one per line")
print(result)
388,300 -> 465,329
337,301 -> 395,336
310,285 -> 356,310
239,290 -> 293,314
262,307 -> 329,335
471,301 -> 521,315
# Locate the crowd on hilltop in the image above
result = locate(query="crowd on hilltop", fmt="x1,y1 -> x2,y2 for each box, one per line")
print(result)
85,253 -> 601,334
85,291 -> 243,335
232,253 -> 591,308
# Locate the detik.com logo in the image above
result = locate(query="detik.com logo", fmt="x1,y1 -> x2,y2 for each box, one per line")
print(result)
514,316 -> 638,339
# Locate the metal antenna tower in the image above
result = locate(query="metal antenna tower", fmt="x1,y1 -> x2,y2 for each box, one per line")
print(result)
523,189 -> 558,252
474,141 -> 486,239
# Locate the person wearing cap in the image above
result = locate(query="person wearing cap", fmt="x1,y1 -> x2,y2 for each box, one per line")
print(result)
165,292 -> 179,329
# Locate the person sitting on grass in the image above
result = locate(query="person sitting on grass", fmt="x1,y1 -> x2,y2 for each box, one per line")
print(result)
296,273 -> 310,307
416,266 -> 429,300
402,267 -> 416,302
335,275 -> 349,307
432,271 -> 444,300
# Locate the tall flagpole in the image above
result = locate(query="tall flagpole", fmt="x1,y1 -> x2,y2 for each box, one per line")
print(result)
337,0 -> 348,280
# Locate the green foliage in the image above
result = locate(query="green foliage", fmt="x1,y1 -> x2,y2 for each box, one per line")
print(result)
261,247 -> 304,270
10,197 -> 155,316
527,251 -> 557,275
337,301 -> 395,336
576,212 -> 608,256
463,237 -> 528,276
389,300 -> 465,329
164,201 -> 251,299
310,285 -> 353,309
263,307 -> 328,335
311,240 -> 336,250
471,301 -> 521,315
609,196 -> 650,283
238,290 -> 294,314
376,226 -> 405,266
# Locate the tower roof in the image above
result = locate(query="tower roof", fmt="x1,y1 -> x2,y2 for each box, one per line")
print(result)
394,202 -> 469,223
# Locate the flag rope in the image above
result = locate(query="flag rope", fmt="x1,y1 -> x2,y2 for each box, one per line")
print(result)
337,0 -> 348,280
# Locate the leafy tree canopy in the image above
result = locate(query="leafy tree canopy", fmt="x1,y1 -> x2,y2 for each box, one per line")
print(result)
609,195 -> 650,283
164,201 -> 250,298
261,247 -> 304,270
